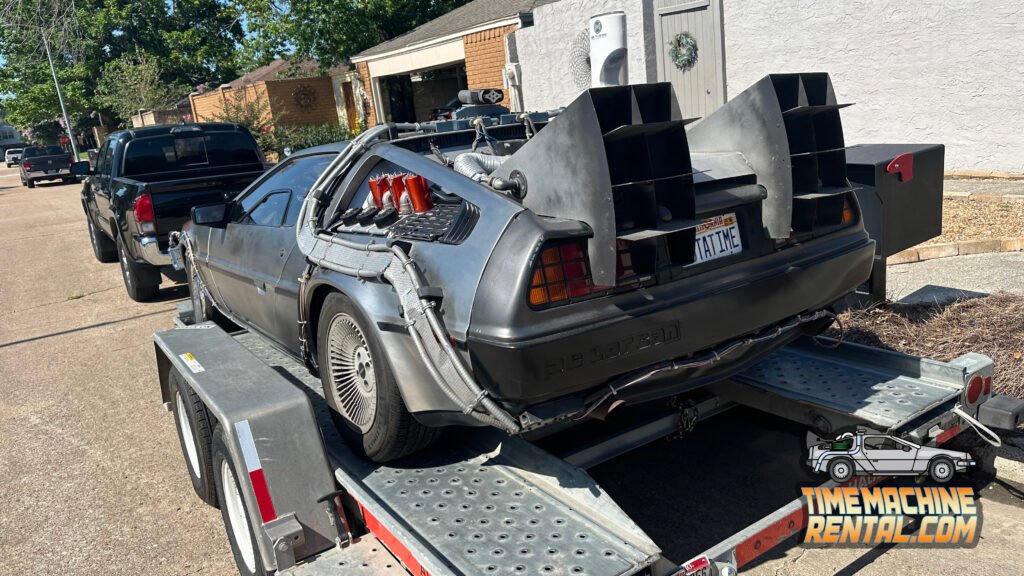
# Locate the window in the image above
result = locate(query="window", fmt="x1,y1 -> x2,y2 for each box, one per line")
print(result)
235,152 -> 336,226
123,131 -> 261,176
244,191 -> 291,227
864,437 -> 897,450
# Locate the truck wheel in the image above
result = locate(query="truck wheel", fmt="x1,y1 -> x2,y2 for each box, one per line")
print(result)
117,234 -> 161,301
26,178 -> 35,189
317,292 -> 439,463
169,369 -> 218,507
828,457 -> 855,483
928,457 -> 955,483
87,215 -> 117,263
212,426 -> 270,576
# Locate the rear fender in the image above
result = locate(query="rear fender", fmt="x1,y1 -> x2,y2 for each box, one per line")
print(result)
304,271 -> 464,418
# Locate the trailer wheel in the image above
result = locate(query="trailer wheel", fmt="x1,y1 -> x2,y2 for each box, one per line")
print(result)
828,457 -> 855,483
317,292 -> 439,462
169,369 -> 218,507
117,234 -> 160,301
212,426 -> 270,576
86,214 -> 117,263
928,457 -> 955,483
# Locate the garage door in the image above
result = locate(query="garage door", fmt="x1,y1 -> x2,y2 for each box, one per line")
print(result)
653,0 -> 726,119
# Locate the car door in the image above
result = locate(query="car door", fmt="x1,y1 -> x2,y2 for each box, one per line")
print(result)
91,138 -> 118,237
206,152 -> 336,348
862,436 -> 915,473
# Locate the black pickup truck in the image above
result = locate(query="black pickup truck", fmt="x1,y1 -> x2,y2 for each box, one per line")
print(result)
19,145 -> 75,187
75,123 -> 267,301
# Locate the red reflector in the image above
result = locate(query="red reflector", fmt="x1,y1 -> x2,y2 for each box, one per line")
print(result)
984,376 -> 991,396
133,193 -> 155,224
966,375 -> 983,405
249,468 -> 278,523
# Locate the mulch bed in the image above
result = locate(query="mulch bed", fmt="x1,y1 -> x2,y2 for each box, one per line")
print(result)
825,293 -> 1024,398
926,198 -> 1024,245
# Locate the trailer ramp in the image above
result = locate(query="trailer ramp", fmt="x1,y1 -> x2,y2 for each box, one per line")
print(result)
234,332 -> 660,576
724,336 -> 973,434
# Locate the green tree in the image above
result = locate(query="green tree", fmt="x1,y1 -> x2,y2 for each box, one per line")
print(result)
95,50 -> 187,125
237,0 -> 474,67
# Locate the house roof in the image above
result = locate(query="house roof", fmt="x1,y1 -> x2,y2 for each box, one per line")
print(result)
225,59 -> 350,88
353,0 -> 558,60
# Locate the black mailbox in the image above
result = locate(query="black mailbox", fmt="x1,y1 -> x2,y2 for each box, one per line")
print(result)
846,143 -> 945,257
844,143 -> 945,302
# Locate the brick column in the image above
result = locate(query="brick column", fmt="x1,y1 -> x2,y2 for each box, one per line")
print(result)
463,25 -> 517,103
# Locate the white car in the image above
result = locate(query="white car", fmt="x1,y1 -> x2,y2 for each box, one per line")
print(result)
807,431 -> 975,483
5,148 -> 23,167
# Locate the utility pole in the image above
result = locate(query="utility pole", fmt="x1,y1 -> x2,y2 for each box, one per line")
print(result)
41,30 -> 79,158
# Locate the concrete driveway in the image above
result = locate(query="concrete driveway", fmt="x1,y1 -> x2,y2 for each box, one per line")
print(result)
0,163 -> 1022,575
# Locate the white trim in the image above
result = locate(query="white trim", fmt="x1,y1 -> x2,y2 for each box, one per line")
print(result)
351,16 -> 521,64
367,38 -> 466,77
234,420 -> 261,473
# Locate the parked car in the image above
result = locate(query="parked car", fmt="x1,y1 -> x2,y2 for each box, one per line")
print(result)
808,431 -> 976,483
75,123 -> 267,301
19,145 -> 74,187
181,75 -> 929,463
5,147 -> 23,167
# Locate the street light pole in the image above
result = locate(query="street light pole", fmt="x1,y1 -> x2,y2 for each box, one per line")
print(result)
41,30 -> 79,158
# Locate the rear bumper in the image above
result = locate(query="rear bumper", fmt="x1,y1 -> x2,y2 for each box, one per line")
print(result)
25,168 -> 70,180
138,235 -> 173,266
469,231 -> 876,412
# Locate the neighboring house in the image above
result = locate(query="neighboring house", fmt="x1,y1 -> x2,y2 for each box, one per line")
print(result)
350,0 -> 559,125
0,121 -> 22,152
131,98 -> 193,128
511,0 -> 1024,173
190,59 -> 358,131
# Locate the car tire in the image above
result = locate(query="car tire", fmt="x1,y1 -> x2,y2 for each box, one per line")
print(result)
212,426 -> 271,576
26,178 -> 35,189
928,457 -> 955,483
116,233 -> 161,301
317,292 -> 440,463
87,215 -> 118,263
169,368 -> 218,507
828,457 -> 855,483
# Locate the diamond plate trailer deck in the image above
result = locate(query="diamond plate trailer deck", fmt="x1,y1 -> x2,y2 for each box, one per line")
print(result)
153,305 -> 1024,576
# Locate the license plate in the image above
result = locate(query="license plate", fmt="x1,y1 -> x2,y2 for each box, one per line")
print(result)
692,212 -> 742,265
47,169 -> 57,174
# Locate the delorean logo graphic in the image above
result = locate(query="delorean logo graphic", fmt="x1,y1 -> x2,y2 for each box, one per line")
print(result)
480,89 -> 503,104
806,430 -> 976,483
544,321 -> 681,377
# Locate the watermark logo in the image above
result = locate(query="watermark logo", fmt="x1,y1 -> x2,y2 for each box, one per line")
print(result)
802,430 -> 979,546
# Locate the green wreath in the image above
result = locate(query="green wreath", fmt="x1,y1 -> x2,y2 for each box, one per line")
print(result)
669,31 -> 699,72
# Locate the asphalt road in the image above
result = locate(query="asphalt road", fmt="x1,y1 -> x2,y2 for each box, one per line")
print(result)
1,163 -> 1022,575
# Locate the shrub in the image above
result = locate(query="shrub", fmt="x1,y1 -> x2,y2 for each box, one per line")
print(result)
275,123 -> 351,156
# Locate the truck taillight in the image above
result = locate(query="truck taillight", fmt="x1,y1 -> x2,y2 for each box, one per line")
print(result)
134,193 -> 156,234
68,154 -> 75,165
528,239 -> 594,307
23,161 -> 30,171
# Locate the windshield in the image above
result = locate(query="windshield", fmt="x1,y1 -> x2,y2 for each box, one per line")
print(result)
23,146 -> 64,158
123,131 -> 261,176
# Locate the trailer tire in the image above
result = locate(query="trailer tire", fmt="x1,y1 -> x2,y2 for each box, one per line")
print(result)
117,233 -> 161,301
828,457 -> 855,483
212,426 -> 270,576
317,292 -> 439,463
169,369 -> 218,507
87,214 -> 118,263
928,457 -> 955,484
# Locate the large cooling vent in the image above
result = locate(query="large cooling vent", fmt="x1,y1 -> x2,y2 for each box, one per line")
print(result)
492,83 -> 697,286
688,73 -> 856,239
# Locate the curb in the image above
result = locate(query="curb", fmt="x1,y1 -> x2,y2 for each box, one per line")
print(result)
944,191 -> 1024,203
889,238 -> 1024,265
945,170 -> 1024,181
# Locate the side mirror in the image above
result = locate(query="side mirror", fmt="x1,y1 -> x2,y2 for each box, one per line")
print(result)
70,160 -> 92,176
192,202 -> 229,227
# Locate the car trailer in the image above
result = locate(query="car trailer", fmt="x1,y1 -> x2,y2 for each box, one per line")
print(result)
153,303 -> 1024,576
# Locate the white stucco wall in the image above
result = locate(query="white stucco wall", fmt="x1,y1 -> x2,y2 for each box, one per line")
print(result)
516,0 -> 656,111
722,0 -> 1024,173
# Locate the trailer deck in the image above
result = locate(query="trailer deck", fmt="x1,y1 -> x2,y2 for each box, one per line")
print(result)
155,303 -> 1020,576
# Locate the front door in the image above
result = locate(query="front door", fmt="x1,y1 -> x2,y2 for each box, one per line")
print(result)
653,0 -> 726,120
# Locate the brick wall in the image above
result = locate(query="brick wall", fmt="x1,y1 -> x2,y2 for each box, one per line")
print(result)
356,62 -> 378,127
463,25 -> 516,103
265,77 -> 339,127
